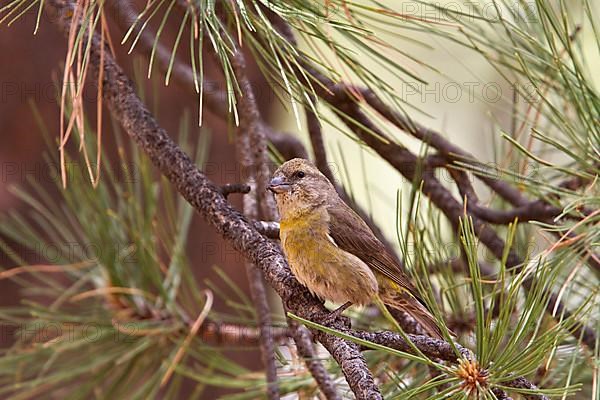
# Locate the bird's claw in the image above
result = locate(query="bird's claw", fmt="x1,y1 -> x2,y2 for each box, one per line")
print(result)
321,301 -> 352,328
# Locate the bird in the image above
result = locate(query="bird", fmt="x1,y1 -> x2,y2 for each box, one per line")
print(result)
267,158 -> 444,339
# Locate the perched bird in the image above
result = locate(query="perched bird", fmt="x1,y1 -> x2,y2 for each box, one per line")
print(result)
268,158 -> 444,339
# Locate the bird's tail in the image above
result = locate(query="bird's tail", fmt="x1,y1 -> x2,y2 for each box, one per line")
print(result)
382,292 -> 446,339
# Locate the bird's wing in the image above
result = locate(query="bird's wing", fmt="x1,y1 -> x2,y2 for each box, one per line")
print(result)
326,201 -> 417,294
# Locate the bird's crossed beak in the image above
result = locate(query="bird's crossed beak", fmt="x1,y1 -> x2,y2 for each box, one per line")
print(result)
268,176 -> 291,194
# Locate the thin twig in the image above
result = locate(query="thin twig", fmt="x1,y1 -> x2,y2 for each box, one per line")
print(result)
357,87 -> 530,207
253,220 -> 281,239
220,183 -> 251,198
197,320 -> 291,345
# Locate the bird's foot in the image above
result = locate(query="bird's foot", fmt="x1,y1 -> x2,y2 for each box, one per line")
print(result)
321,301 -> 352,327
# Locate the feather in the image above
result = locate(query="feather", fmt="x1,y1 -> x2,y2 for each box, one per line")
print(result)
384,292 -> 445,339
327,198 -> 447,338
326,199 -> 419,298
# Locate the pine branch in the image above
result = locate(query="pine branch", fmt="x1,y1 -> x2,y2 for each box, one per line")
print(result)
358,88 -> 530,208
245,264 -> 279,399
425,155 -> 562,224
231,44 -> 349,399
219,183 -> 251,198
351,331 -> 549,400
364,95 -> 592,223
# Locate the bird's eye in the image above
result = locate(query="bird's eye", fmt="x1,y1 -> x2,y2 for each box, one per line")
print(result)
295,171 -> 306,179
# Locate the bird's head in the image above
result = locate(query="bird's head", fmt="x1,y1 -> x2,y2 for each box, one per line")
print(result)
268,158 -> 336,219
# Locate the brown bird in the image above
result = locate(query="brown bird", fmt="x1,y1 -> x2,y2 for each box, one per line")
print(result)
268,158 -> 444,338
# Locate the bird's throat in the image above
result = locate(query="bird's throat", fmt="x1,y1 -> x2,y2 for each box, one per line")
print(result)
279,205 -> 329,232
